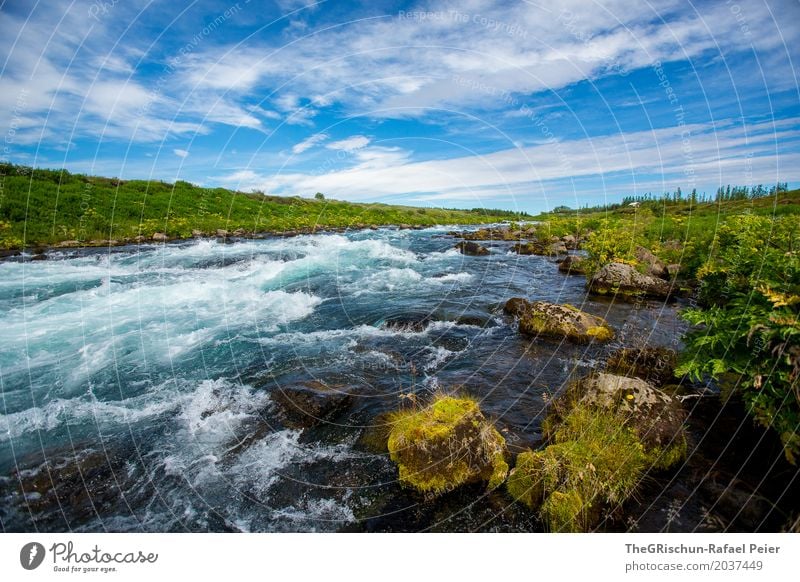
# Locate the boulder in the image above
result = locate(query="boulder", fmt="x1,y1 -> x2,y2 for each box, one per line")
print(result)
503,297 -> 530,317
550,372 -> 686,463
505,298 -> 614,344
508,406 -> 646,531
55,240 -> 81,248
6,443 -> 137,527
455,241 -> 490,256
606,347 -> 678,386
271,381 -> 353,429
666,264 -> 681,278
387,395 -> 508,496
512,241 -> 567,256
216,229 -> 229,238
151,232 -> 168,242
561,234 -> 578,250
191,229 -> 204,237
588,262 -> 672,299
635,246 -> 668,278
557,254 -> 586,275
511,242 -> 544,255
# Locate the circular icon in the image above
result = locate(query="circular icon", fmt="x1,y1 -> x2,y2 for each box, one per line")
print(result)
20,542 -> 46,570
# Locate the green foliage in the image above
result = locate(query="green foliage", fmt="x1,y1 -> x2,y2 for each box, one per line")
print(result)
0,163 -> 518,248
533,187 -> 800,282
677,214 -> 800,463
508,405 -> 647,532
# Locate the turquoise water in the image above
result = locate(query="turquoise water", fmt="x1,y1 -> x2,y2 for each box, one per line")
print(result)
0,226 -> 684,531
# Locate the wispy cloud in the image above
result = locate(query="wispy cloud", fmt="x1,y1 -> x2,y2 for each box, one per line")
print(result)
218,117 -> 800,205
291,132 -> 328,154
326,135 -> 370,151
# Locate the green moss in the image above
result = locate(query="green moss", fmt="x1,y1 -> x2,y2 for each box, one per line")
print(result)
586,325 -> 614,342
541,489 -> 585,533
488,450 -> 510,491
519,313 -> 549,334
387,395 -> 508,496
506,450 -> 546,508
507,404 -> 648,532
645,433 -> 688,471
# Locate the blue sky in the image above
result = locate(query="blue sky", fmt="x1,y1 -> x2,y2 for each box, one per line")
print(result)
1,0 -> 799,212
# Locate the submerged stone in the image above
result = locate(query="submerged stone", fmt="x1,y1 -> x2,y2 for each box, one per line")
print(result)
272,381 -> 353,429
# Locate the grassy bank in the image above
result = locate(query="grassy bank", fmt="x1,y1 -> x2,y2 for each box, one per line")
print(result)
0,163 -> 528,249
533,187 -> 800,463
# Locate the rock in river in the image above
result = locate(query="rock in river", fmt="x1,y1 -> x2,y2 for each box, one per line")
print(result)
588,262 -> 672,299
455,241 -> 490,256
557,254 -> 586,275
548,372 -> 687,466
387,395 -> 508,497
504,298 -> 614,344
606,347 -> 678,387
272,381 -> 353,429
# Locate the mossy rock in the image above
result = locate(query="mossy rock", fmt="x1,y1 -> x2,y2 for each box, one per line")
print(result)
504,298 -> 615,344
606,347 -> 678,386
541,489 -> 585,533
508,406 -> 647,532
558,254 -> 586,275
547,372 -> 687,464
588,262 -> 672,299
387,395 -> 508,497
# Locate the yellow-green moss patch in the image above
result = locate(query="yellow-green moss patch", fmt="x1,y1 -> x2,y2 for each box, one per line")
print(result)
387,395 -> 508,497
507,404 -> 648,532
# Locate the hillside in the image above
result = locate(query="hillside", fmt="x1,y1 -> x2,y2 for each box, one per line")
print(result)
0,163 -> 528,249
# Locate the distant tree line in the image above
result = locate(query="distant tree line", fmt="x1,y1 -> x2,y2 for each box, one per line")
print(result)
548,182 -> 790,215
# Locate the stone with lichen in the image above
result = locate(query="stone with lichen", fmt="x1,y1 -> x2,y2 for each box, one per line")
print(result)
387,395 -> 508,496
504,298 -> 614,344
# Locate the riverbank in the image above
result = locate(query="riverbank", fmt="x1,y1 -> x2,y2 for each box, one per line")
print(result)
0,163 -> 526,252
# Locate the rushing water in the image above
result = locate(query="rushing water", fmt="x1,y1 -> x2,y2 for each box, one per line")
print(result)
0,226 -> 687,532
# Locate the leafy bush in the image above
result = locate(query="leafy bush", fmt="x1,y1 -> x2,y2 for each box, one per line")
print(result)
678,214 -> 800,463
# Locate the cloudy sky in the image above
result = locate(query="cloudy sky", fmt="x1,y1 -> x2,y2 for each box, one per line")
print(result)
1,0 -> 798,211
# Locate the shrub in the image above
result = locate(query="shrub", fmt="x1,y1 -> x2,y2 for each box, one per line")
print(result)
678,214 -> 800,463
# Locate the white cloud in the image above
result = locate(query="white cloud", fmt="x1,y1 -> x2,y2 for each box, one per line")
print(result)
291,132 -> 328,154
326,135 -> 370,152
172,0 -> 800,121
215,116 -> 800,205
174,149 -> 189,158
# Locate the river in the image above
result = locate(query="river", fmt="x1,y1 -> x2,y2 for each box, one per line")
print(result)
0,226 -> 688,531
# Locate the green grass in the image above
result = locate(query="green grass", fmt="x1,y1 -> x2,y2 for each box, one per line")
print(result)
0,163 -> 528,249
508,404 -> 649,532
531,188 -> 800,280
